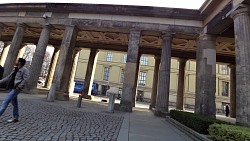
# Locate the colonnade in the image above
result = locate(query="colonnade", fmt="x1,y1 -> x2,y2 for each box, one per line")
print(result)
0,6 -> 249,127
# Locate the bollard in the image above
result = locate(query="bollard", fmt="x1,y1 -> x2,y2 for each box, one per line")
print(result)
108,93 -> 116,113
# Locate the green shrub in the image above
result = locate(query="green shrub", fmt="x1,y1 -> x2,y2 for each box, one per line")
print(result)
208,124 -> 250,141
169,110 -> 227,134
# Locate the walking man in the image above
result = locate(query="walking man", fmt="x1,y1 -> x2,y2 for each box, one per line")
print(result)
0,58 -> 29,122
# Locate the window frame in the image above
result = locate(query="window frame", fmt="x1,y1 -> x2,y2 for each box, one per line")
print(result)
103,67 -> 110,81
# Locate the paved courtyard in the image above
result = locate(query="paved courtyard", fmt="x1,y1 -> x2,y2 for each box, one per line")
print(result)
0,93 -> 123,141
0,92 -> 222,141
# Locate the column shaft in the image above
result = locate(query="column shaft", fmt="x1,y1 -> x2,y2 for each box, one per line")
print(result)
47,25 -> 78,101
176,58 -> 187,110
149,56 -> 160,109
195,34 -> 216,117
120,30 -> 141,112
82,49 -> 98,96
3,23 -> 26,77
44,48 -> 59,88
0,23 -> 3,39
229,64 -> 236,118
27,24 -> 52,90
77,49 -> 98,107
68,49 -> 81,95
132,53 -> 141,107
155,33 -> 172,116
232,8 -> 250,126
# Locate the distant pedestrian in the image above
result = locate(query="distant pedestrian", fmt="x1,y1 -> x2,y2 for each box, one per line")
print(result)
0,58 -> 29,122
225,104 -> 230,117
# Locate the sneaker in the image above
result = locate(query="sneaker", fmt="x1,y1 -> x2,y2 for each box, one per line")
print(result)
7,118 -> 19,123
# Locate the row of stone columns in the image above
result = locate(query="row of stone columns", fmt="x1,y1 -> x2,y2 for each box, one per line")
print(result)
146,34 -> 237,119
146,7 -> 248,127
0,23 -> 83,102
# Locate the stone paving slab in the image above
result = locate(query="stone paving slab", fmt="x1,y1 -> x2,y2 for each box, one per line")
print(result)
0,93 -> 123,141
0,92 -> 226,141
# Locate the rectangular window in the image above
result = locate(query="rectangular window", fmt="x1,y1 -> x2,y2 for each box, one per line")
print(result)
123,54 -> 127,63
106,52 -> 113,62
140,56 -> 148,65
138,71 -> 147,85
221,65 -> 229,75
120,69 -> 125,83
222,81 -> 229,97
103,67 -> 110,81
118,88 -> 122,95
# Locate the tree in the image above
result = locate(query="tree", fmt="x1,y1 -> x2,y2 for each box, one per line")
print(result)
22,45 -> 35,61
22,45 -> 52,79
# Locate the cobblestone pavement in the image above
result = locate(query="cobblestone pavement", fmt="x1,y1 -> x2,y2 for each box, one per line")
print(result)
0,93 -> 124,141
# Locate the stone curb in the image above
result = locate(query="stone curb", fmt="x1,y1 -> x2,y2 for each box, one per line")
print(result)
117,113 -> 129,141
166,116 -> 212,141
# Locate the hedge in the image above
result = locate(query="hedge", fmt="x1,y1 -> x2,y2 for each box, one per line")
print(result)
169,110 -> 227,134
208,124 -> 250,141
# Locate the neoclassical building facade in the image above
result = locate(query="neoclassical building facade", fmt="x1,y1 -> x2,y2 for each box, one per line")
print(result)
0,0 -> 249,126
75,50 -> 231,113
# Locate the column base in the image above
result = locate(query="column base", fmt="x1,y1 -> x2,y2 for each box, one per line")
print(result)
154,110 -> 169,117
55,91 -> 69,101
149,104 -> 155,110
120,101 -> 132,112
154,106 -> 169,117
82,95 -> 92,100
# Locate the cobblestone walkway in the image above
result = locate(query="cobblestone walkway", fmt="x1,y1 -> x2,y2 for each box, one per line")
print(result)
0,94 -> 123,141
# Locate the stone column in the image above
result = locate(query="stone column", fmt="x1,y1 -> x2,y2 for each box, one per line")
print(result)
149,56 -> 160,109
77,49 -> 99,107
176,58 -> 187,110
195,34 -> 216,118
231,8 -> 250,126
44,47 -> 60,88
0,43 -> 10,66
120,29 -> 141,112
26,24 -> 52,91
132,53 -> 141,107
47,25 -> 78,101
155,33 -> 172,116
68,49 -> 81,95
17,44 -> 27,59
3,23 -> 26,77
0,23 -> 4,39
229,64 -> 236,118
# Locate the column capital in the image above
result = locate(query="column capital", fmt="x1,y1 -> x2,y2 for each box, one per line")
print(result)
16,23 -> 27,29
162,32 -> 174,39
197,34 -> 216,41
90,48 -> 99,53
228,64 -> 236,69
178,58 -> 188,63
129,29 -> 141,35
42,24 -> 55,30
74,48 -> 82,53
53,45 -> 60,50
65,24 -> 79,31
231,7 -> 250,19
154,55 -> 161,60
